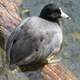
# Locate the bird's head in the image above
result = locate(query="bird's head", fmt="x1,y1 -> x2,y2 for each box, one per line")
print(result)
39,3 -> 71,23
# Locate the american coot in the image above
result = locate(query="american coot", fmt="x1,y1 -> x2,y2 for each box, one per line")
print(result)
6,4 -> 70,69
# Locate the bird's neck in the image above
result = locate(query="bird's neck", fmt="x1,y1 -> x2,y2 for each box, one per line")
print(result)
39,15 -> 60,25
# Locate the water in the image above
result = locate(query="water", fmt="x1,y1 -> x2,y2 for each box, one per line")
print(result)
21,0 -> 80,79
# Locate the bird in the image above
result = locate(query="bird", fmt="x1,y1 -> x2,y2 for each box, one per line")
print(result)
6,3 -> 70,70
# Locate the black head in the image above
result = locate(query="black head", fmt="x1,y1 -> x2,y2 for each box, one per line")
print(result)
39,4 -> 70,23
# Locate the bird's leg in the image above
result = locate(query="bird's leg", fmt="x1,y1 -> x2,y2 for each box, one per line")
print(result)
46,47 -> 62,63
47,55 -> 61,63
9,64 -> 20,73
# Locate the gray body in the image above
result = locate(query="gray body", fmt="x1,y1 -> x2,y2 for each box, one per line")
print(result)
6,16 -> 63,65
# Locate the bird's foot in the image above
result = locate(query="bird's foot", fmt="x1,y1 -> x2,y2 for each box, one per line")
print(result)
47,55 -> 61,63
9,64 -> 20,73
11,68 -> 18,74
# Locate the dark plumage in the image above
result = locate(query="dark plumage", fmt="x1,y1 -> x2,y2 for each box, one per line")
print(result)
39,4 -> 61,23
6,3 -> 70,69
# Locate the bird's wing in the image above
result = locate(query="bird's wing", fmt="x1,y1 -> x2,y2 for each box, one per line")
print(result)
6,18 -> 38,65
